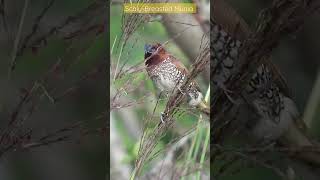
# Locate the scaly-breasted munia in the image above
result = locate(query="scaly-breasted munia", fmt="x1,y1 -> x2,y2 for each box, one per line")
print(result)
144,43 -> 209,115
212,0 -> 320,164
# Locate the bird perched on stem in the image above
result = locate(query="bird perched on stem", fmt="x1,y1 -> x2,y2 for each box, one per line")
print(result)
144,43 -> 209,118
212,0 -> 320,166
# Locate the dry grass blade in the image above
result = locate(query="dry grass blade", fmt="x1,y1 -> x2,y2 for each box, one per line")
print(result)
132,39 -> 209,177
8,0 -> 29,77
211,0 -> 320,177
212,0 -> 320,140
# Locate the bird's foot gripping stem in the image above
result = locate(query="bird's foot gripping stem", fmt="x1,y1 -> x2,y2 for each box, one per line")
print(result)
178,87 -> 186,95
158,112 -> 170,127
160,112 -> 166,124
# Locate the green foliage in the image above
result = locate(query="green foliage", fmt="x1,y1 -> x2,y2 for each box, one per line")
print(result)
110,3 -> 209,178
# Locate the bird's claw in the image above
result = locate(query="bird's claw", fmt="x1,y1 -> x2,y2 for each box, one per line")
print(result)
160,112 -> 165,124
178,87 -> 186,95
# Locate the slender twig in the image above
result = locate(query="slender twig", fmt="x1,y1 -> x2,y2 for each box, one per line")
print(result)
132,39 -> 209,178
212,0 -> 320,139
18,0 -> 56,56
17,1 -> 106,56
8,0 -> 29,78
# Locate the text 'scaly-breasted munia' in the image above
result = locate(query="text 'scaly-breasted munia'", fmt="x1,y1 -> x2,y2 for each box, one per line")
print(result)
144,43 -> 209,115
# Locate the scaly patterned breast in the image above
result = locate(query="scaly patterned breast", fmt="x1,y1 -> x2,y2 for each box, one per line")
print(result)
212,20 -> 241,85
147,57 -> 202,106
211,19 -> 285,137
147,58 -> 186,92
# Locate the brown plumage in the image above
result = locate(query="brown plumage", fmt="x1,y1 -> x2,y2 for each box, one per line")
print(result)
144,43 -> 209,115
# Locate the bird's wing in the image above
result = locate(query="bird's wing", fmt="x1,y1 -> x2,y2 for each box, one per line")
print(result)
264,60 -> 291,97
169,55 -> 189,74
169,55 -> 202,91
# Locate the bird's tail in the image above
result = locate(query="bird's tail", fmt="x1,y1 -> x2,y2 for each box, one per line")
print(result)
197,101 -> 210,117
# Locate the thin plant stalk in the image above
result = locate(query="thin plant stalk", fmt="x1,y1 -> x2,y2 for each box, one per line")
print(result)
183,85 -> 210,180
196,85 -> 210,180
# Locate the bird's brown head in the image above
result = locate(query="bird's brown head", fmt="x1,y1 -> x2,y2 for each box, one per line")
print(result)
144,43 -> 168,67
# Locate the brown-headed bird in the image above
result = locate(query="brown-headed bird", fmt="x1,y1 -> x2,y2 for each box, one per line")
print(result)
144,43 -> 209,117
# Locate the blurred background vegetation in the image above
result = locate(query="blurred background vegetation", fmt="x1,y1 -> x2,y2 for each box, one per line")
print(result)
110,0 -> 210,179
0,0 -> 107,180
112,0 -> 319,179
214,1 -> 320,180
0,0 -> 319,179
227,0 -> 320,135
